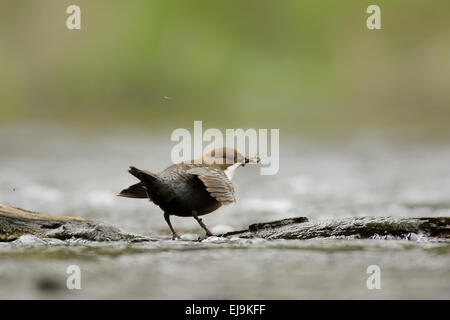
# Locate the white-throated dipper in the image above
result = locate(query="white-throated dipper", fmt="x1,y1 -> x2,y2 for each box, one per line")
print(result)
118,147 -> 260,239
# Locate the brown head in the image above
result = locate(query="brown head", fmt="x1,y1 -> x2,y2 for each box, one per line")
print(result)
201,147 -> 243,170
198,147 -> 260,179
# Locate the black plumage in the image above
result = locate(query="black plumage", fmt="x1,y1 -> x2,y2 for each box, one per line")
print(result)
118,147 -> 257,239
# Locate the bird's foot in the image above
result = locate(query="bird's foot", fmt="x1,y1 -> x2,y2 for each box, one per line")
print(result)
172,232 -> 181,240
197,232 -> 215,241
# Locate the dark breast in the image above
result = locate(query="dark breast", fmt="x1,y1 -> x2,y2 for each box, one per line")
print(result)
151,163 -> 222,217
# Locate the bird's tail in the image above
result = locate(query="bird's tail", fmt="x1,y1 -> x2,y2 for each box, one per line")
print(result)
127,166 -> 161,184
122,166 -> 166,202
117,182 -> 148,199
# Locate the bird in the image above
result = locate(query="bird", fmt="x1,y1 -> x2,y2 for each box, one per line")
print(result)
118,147 -> 260,239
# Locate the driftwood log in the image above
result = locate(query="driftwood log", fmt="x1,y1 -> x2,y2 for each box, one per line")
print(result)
0,203 -> 449,242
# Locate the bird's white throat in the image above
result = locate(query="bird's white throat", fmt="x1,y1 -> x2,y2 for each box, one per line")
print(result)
224,162 -> 241,180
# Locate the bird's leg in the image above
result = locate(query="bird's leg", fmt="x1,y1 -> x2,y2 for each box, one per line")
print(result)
164,212 -> 180,240
192,212 -> 213,237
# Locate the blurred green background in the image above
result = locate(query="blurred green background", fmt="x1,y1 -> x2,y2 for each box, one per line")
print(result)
1,0 -> 449,134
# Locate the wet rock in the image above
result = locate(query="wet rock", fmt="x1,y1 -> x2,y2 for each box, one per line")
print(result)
1,203 -> 448,242
0,204 -> 149,242
224,216 -> 450,240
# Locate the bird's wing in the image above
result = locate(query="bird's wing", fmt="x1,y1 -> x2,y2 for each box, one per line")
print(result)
187,167 -> 236,205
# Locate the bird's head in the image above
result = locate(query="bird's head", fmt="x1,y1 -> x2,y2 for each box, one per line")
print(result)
201,147 -> 260,179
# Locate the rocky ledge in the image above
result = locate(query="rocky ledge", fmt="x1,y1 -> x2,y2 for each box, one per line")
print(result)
1,203 -> 448,242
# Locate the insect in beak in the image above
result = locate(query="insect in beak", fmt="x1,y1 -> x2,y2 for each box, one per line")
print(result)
243,156 -> 261,166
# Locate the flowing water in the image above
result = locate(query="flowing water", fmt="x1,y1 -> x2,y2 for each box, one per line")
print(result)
0,125 -> 449,299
